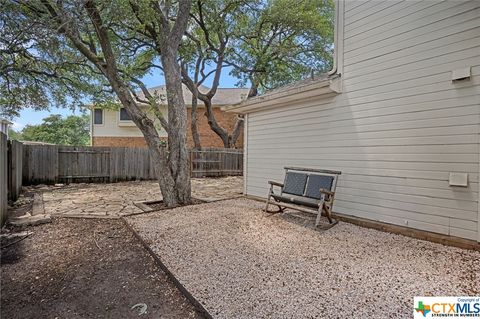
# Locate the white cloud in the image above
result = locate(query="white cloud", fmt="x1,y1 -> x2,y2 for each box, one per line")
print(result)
11,121 -> 25,131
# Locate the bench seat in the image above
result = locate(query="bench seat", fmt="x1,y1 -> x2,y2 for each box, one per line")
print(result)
271,194 -> 318,209
264,167 -> 341,227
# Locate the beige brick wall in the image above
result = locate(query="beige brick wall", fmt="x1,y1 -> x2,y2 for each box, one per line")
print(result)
93,108 -> 243,149
93,136 -> 149,148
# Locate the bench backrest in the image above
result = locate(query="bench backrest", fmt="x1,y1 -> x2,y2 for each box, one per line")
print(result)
281,167 -> 341,201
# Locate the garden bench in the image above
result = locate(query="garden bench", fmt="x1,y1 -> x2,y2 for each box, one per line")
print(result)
264,167 -> 341,227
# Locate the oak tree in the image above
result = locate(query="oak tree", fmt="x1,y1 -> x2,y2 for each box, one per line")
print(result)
14,114 -> 91,146
180,0 -> 334,148
2,0 -> 193,206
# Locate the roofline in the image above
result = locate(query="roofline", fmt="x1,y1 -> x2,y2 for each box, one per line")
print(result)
146,84 -> 249,90
84,103 -> 235,114
0,119 -> 12,125
224,76 -> 342,114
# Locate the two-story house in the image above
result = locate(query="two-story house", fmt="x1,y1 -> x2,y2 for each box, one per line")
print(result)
91,84 -> 249,148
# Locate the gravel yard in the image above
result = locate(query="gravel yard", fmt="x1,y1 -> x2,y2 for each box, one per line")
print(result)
126,198 -> 480,319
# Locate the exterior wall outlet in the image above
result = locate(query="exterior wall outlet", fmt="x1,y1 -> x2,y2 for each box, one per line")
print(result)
449,173 -> 468,187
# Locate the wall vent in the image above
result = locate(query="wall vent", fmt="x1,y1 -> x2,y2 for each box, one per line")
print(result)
451,67 -> 471,82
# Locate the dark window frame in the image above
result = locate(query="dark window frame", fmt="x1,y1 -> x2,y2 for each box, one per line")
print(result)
93,108 -> 103,125
119,107 -> 132,121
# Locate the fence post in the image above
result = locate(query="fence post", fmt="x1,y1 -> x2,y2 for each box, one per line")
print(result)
7,140 -> 23,201
0,133 -> 8,226
189,150 -> 193,177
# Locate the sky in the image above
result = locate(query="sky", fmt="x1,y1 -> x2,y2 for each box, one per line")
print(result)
11,66 -> 241,131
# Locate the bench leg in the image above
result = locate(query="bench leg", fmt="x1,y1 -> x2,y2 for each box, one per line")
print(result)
264,186 -> 286,213
325,199 -> 337,224
264,185 -> 273,212
315,199 -> 325,226
316,200 -> 335,226
324,204 -> 334,224
266,203 -> 286,213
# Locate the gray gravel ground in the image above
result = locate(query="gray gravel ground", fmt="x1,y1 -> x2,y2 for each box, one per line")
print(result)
126,198 -> 480,319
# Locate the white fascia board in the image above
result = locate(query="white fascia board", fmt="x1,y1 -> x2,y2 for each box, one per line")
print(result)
224,77 -> 341,114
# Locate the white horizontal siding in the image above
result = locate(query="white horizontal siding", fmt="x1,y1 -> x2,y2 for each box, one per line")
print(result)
345,1 -> 449,43
92,108 -> 167,137
245,0 -> 480,241
345,1 -> 478,52
346,33 -> 480,79
345,1 -> 404,25
345,1 -> 370,14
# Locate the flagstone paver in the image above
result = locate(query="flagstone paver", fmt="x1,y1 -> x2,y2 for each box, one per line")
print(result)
41,176 -> 243,217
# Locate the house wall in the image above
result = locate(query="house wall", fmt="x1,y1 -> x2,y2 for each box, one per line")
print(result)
92,136 -> 155,148
92,107 -> 243,148
0,121 -> 10,137
187,107 -> 243,148
91,108 -> 168,139
244,0 -> 480,241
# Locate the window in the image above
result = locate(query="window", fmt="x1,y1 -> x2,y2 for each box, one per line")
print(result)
119,108 -> 132,121
93,109 -> 103,125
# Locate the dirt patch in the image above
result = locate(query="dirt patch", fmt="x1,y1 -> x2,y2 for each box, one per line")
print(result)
1,218 -> 205,319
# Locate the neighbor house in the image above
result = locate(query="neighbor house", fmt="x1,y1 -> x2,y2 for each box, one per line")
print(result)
90,85 -> 249,148
0,119 -> 12,138
227,0 -> 480,243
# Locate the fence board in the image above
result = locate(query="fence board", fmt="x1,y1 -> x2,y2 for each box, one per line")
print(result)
190,148 -> 243,178
23,144 -> 58,184
22,145 -> 242,185
0,133 -> 7,226
57,146 -> 111,183
7,140 -> 23,201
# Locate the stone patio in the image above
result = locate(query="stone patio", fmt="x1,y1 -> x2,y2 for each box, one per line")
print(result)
40,177 -> 243,218
126,198 -> 480,319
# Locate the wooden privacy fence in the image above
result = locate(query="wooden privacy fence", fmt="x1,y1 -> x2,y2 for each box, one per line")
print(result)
190,148 -> 243,178
22,145 -> 243,185
23,145 -> 156,184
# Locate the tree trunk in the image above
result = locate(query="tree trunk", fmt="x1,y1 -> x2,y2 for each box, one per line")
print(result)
190,94 -> 202,149
202,99 -> 244,148
105,78 -> 189,207
181,58 -> 243,149
161,50 -> 192,205
230,116 -> 244,147
202,99 -> 231,147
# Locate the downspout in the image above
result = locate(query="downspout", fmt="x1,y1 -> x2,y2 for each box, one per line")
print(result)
328,0 -> 343,77
243,113 -> 248,196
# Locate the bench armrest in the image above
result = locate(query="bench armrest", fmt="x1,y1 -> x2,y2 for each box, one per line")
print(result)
268,180 -> 284,187
319,188 -> 334,196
